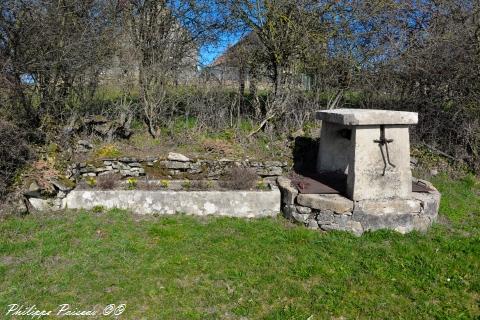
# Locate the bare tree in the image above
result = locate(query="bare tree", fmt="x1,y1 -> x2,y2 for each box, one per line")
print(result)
127,0 -> 220,137
0,0 -> 119,127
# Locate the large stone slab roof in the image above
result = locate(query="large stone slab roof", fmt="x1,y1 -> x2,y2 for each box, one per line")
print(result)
316,109 -> 418,125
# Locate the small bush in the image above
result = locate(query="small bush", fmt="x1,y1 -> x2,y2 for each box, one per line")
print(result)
126,177 -> 137,189
96,144 -> 121,158
181,180 -> 191,190
86,177 -> 97,188
0,120 -> 31,198
220,167 -> 258,190
191,180 -> 214,190
160,179 -> 170,188
256,180 -> 269,190
97,174 -> 119,190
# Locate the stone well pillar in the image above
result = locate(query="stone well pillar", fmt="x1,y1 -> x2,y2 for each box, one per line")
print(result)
316,109 -> 418,201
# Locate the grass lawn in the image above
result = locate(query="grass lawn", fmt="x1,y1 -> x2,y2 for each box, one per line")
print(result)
0,174 -> 479,319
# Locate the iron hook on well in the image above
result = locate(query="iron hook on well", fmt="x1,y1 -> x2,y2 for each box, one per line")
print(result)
374,125 -> 396,176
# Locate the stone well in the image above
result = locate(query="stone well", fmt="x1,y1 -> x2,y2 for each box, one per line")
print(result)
279,109 -> 440,235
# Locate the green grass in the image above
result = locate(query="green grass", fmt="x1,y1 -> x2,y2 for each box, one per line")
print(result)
0,175 -> 479,319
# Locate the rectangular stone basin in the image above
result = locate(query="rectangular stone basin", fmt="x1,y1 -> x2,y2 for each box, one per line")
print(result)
63,185 -> 281,218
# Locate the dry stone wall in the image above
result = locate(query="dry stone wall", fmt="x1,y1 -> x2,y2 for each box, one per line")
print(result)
67,152 -> 288,180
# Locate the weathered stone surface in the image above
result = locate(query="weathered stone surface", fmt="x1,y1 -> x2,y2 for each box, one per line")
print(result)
50,179 -> 74,192
64,187 -> 280,218
283,205 -> 309,224
57,191 -> 67,199
307,220 -> 319,229
315,210 -> 335,224
24,181 -> 42,197
119,157 -> 138,163
354,198 -> 421,215
277,176 -> 298,205
160,160 -> 191,170
411,189 -> 441,218
256,166 -> 283,177
320,219 -> 363,236
28,198 -> 62,211
317,122 -> 352,174
79,166 -> 95,174
283,205 -> 296,218
346,125 -> 413,200
296,205 -> 311,215
29,181 -> 41,192
352,210 -> 416,232
248,161 -> 262,167
167,152 -> 190,162
316,109 -> 418,126
264,161 -> 284,167
144,156 -> 157,162
412,215 -> 433,232
296,193 -> 353,213
129,162 -> 142,167
293,212 -> 310,224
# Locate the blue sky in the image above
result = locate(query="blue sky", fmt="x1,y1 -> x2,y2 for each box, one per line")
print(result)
199,33 -> 242,67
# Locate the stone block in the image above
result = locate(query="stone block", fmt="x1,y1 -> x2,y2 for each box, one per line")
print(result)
167,152 -> 190,162
64,188 -> 280,218
352,210 -> 416,232
315,210 -> 334,224
316,109 -> 418,126
317,122 -> 352,173
160,161 -> 191,170
119,157 -> 138,163
283,205 -> 296,219
129,162 -> 142,167
79,167 -> 95,174
296,205 -> 311,214
296,193 -> 353,214
264,161 -> 283,167
307,220 -> 319,229
411,185 -> 441,219
50,179 -> 74,192
25,181 -> 41,197
346,125 -> 413,200
28,198 -> 58,211
412,215 -> 433,232
320,219 -> 363,236
354,198 -> 421,215
277,176 -> 298,205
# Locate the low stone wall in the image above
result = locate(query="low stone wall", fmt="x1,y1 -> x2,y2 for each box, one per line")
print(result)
277,177 -> 440,236
64,186 -> 280,217
28,182 -> 280,218
67,152 -> 288,180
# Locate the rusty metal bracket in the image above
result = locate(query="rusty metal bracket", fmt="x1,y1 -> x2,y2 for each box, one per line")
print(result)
374,125 -> 395,176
